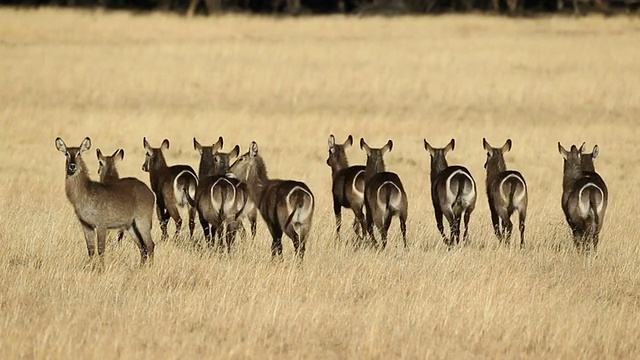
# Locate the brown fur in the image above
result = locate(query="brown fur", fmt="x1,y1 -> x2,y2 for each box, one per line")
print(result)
96,148 -> 126,243
142,138 -> 198,242
424,139 -> 476,247
482,138 -> 528,248
55,137 -> 155,267
189,137 -> 256,252
228,142 -> 314,260
360,138 -> 408,249
326,134 -> 366,244
559,143 -> 608,253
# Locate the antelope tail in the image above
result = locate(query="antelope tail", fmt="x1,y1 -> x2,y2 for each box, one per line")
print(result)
175,170 -> 198,207
589,189 -> 600,228
508,182 -> 517,213
284,187 -> 313,234
184,184 -> 196,208
234,190 -> 248,221
452,178 -> 466,217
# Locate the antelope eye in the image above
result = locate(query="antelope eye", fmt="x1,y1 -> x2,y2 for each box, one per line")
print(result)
65,152 -> 70,157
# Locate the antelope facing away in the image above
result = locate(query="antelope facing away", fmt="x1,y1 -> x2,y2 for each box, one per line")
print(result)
359,138 -> 408,249
142,138 -> 198,242
228,142 -> 314,260
424,139 -> 476,247
326,134 -> 366,244
188,137 -> 256,252
97,148 -> 126,243
482,138 -> 528,248
55,137 -> 155,266
558,143 -> 608,253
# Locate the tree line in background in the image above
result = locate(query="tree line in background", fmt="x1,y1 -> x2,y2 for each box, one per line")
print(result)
1,0 -> 638,17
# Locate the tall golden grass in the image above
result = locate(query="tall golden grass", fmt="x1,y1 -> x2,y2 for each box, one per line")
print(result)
1,8 -> 640,358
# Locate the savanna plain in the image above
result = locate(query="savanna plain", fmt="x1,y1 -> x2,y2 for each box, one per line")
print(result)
1,8 -> 640,359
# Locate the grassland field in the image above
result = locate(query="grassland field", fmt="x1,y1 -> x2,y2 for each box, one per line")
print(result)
1,8 -> 640,359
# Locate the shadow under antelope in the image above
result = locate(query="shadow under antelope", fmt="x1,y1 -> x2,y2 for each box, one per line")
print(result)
326,134 -> 366,244
97,148 -> 126,243
142,138 -> 198,242
360,138 -> 408,249
424,139 -> 476,248
55,137 -> 155,267
187,137 -> 256,252
482,138 -> 528,248
228,141 -> 314,260
558,142 -> 608,253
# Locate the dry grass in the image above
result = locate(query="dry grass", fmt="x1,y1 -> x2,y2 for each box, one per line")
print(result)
1,8 -> 640,359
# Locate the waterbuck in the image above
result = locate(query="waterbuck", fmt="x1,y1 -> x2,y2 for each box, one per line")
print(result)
142,138 -> 198,242
326,134 -> 366,243
424,139 -> 476,247
359,138 -> 408,249
55,137 -> 155,266
228,141 -> 314,260
482,138 -> 528,248
97,148 -> 126,243
558,143 -> 607,253
188,137 -> 256,251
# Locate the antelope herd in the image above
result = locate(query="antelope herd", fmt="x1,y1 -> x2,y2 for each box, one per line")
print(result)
54,135 -> 608,267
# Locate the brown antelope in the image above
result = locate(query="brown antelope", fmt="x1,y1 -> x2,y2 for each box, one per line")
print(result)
326,134 -> 366,243
228,141 -> 314,260
424,139 -> 476,247
359,138 -> 408,249
558,143 -> 607,253
187,137 -> 256,252
97,148 -> 126,243
142,138 -> 198,242
482,138 -> 528,248
55,137 -> 155,266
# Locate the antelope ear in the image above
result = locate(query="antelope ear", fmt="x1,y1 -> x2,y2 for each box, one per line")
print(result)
80,137 -> 91,153
328,135 -> 336,152
193,138 -> 203,155
558,142 -> 569,159
344,135 -> 353,148
444,139 -> 455,154
382,140 -> 393,154
213,136 -> 224,152
229,145 -> 240,159
360,138 -> 371,155
592,145 -> 599,159
249,141 -> 258,158
161,139 -> 170,151
482,138 -> 490,151
143,137 -> 152,152
502,139 -> 512,153
96,148 -> 104,161
116,149 -> 124,162
579,142 -> 587,154
55,138 -> 67,153
424,139 -> 434,156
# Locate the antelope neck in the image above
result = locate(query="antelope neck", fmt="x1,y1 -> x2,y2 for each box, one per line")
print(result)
486,156 -> 506,182
364,156 -> 385,182
563,159 -> 583,188
430,156 -> 448,183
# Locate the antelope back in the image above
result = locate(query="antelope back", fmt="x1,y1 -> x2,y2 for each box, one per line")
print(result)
97,148 -> 124,183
